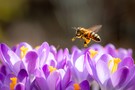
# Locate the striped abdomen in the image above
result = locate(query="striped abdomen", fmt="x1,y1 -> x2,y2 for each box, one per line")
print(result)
89,31 -> 101,42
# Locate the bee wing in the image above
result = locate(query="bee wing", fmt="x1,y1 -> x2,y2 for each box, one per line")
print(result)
88,25 -> 102,32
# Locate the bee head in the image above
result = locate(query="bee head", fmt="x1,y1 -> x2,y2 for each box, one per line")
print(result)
72,27 -> 82,38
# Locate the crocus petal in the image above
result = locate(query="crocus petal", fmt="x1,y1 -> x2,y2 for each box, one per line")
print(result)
71,47 -> 82,64
122,66 -> 135,90
15,83 -> 25,90
104,78 -> 113,90
75,55 -> 85,72
15,42 -> 32,58
127,49 -> 132,56
65,81 -> 74,90
64,48 -> 69,56
25,51 -> 38,74
47,71 -> 60,90
90,44 -> 103,50
46,52 -> 55,65
0,72 -> 5,82
0,44 -> 22,75
119,57 -> 134,68
7,50 -> 20,65
104,44 -> 116,57
85,52 -> 94,76
0,43 -> 20,65
34,69 -> 44,77
80,80 -> 90,90
37,42 -> 50,67
0,65 -> 7,75
13,61 -> 25,75
117,48 -> 132,59
17,69 -> 28,82
71,46 -> 79,53
25,78 -> 31,90
0,43 -> 10,63
57,59 -> 66,69
99,54 -> 113,64
42,64 -> 50,78
96,60 -> 110,84
56,49 -> 64,62
62,68 -> 71,89
50,45 -> 57,55
4,74 -> 16,86
0,85 -> 9,90
59,69 -> 65,79
50,60 -> 56,67
90,44 -> 104,55
63,48 -> 69,61
111,67 -> 129,89
30,77 -> 49,90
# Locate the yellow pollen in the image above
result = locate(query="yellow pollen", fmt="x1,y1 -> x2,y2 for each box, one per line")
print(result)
10,77 -> 17,90
108,58 -> 121,73
73,83 -> 81,90
89,49 -> 98,58
49,66 -> 57,73
20,46 -> 28,59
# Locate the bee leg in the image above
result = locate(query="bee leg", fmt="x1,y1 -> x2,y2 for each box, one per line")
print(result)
84,39 -> 91,47
84,41 -> 88,47
72,37 -> 76,41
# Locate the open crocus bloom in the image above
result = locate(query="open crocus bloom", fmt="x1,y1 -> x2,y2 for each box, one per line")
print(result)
0,42 -> 134,90
86,45 -> 135,90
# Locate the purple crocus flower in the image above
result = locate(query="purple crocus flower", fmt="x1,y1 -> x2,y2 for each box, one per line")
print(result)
0,42 -> 135,90
31,68 -> 71,90
0,43 -> 25,75
86,46 -> 135,90
0,70 -> 28,90
70,53 -> 89,83
104,44 -> 132,60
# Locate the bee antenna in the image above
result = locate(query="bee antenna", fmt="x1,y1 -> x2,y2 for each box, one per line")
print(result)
72,27 -> 77,30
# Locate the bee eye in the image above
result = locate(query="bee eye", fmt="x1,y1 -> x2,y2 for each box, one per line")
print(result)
76,30 -> 81,36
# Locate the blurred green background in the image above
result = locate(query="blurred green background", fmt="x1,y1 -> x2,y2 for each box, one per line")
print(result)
0,0 -> 135,51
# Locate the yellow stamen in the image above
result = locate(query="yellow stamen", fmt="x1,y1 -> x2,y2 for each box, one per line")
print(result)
89,49 -> 98,58
10,77 -> 17,90
20,46 -> 28,59
108,58 -> 121,73
49,66 -> 57,73
73,83 -> 81,90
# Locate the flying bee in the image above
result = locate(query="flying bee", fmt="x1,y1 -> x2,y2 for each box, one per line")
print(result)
72,25 -> 102,47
